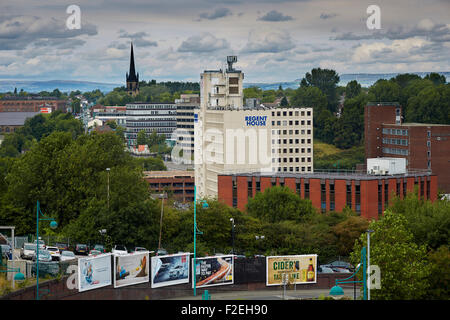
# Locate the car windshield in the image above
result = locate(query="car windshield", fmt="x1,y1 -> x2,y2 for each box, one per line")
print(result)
47,247 -> 58,252
24,245 -> 35,250
115,246 -> 126,251
94,245 -> 103,249
77,245 -> 86,248
62,251 -> 75,256
34,240 -> 45,245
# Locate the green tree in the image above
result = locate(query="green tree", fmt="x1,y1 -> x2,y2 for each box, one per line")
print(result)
300,68 -> 340,111
368,79 -> 401,102
136,130 -> 148,146
426,246 -> 450,299
246,186 -> 315,223
345,80 -> 362,99
424,72 -> 446,85
351,210 -> 430,300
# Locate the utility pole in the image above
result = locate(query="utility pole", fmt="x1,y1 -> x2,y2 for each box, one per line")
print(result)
106,168 -> 110,209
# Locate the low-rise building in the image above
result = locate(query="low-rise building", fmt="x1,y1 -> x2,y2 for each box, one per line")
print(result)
0,96 -> 67,113
0,112 -> 39,134
144,170 -> 195,202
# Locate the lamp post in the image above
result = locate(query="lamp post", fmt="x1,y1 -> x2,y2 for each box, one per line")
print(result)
230,218 -> 235,255
106,168 -> 110,209
158,193 -> 167,250
367,229 -> 374,300
35,200 -> 57,300
193,185 -> 208,297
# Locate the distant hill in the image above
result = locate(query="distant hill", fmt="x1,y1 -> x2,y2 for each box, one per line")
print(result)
0,80 -> 121,94
1,72 -> 448,94
244,72 -> 450,90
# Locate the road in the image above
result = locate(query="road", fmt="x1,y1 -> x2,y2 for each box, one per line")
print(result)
167,287 -> 361,300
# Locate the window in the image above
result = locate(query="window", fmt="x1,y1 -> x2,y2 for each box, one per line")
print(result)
384,182 -> 389,208
304,183 -> 309,199
330,184 -> 335,211
346,184 -> 352,208
296,182 -> 301,195
248,181 -> 253,199
283,111 -> 287,116
321,183 -> 326,213
289,111 -> 293,116
355,185 -> 361,214
232,180 -> 237,208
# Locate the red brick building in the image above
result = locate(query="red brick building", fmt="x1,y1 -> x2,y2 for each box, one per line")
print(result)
217,171 -> 437,220
365,102 -> 450,193
144,171 -> 195,202
0,96 -> 67,113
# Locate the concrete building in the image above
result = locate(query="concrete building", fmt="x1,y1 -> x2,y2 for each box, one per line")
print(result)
195,57 -> 313,198
144,170 -> 195,202
93,106 -> 127,127
125,102 -> 177,146
0,96 -> 67,113
364,102 -> 450,193
217,169 -> 437,220
174,94 -> 200,164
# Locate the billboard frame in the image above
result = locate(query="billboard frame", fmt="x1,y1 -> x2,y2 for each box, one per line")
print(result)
192,254 -> 234,289
78,253 -> 113,293
151,252 -> 191,289
265,254 -> 318,287
113,251 -> 150,289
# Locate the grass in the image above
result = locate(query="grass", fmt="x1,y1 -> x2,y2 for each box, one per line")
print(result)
314,140 -> 365,170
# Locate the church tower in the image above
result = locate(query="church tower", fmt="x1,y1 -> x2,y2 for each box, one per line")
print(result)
126,42 -> 139,97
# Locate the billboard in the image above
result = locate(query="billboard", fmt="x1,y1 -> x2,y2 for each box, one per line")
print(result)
151,253 -> 190,288
114,252 -> 149,288
78,253 -> 112,292
266,255 -> 317,286
193,255 -> 234,288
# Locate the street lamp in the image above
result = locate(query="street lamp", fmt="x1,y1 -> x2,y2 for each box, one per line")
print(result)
193,185 -> 208,297
35,200 -> 57,300
367,229 -> 374,300
106,168 -> 110,209
230,218 -> 235,255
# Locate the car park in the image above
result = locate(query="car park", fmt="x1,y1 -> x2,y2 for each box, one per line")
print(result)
89,249 -> 102,256
32,249 -> 52,262
60,250 -> 76,262
54,242 -> 69,253
20,243 -> 36,260
93,244 -> 106,253
75,244 -> 88,255
46,246 -> 61,261
112,245 -> 128,255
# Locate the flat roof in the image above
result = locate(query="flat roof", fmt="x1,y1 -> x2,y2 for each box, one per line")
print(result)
220,169 -> 433,181
143,170 -> 194,179
383,123 -> 450,127
0,112 -> 39,126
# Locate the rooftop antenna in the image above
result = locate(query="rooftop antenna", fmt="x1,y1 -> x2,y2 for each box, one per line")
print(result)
227,56 -> 237,71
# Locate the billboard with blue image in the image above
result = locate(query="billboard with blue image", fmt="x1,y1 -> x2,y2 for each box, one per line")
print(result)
151,253 -> 190,288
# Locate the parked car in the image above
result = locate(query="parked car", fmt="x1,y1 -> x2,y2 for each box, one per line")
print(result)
32,249 -> 52,262
318,265 -> 335,273
328,260 -> 354,270
46,246 -> 61,261
112,245 -> 128,255
330,267 -> 351,273
93,244 -> 106,253
155,248 -> 168,256
54,242 -> 69,253
89,249 -> 102,256
60,250 -> 76,262
0,244 -> 12,260
20,243 -> 36,260
75,244 -> 88,255
169,265 -> 184,279
33,239 -> 46,250
134,247 -> 147,252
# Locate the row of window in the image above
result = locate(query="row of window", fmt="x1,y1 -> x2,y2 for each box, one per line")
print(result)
382,147 -> 409,155
272,138 -> 312,145
127,122 -> 176,127
126,104 -> 176,109
382,128 -> 408,136
274,166 -> 313,173
272,129 -> 311,136
271,110 -> 312,117
382,138 -> 408,146
273,147 -> 312,154
273,157 -> 312,163
272,120 -> 312,126
126,110 -> 177,116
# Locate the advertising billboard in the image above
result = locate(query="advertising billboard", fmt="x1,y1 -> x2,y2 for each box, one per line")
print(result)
114,252 -> 149,288
266,255 -> 317,286
78,253 -> 112,292
193,255 -> 234,288
151,253 -> 190,288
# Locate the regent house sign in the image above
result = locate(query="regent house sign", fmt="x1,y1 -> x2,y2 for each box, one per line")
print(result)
266,255 -> 317,286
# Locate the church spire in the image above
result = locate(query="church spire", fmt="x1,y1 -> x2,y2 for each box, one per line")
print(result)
126,42 -> 139,96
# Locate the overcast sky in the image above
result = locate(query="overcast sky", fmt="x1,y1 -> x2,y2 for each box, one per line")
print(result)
0,0 -> 449,84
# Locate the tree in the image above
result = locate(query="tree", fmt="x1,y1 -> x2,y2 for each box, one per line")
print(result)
246,186 -> 315,223
368,79 -> 401,102
136,130 -> 148,146
280,96 -> 289,107
332,216 -> 369,256
405,84 -> 450,124
424,72 -> 446,86
390,73 -> 421,88
290,86 -> 328,118
345,80 -> 362,99
300,68 -> 340,112
426,246 -> 450,299
350,210 -> 430,300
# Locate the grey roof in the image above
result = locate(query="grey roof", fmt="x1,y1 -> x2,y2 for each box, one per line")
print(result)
0,112 -> 39,126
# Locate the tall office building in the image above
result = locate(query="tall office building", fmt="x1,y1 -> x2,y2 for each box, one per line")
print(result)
194,57 -> 313,197
174,94 -> 200,164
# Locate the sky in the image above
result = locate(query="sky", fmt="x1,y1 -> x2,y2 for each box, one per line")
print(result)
0,0 -> 449,84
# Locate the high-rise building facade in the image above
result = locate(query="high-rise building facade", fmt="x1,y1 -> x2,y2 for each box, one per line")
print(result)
194,57 -> 313,197
365,102 -> 450,193
174,94 -> 200,164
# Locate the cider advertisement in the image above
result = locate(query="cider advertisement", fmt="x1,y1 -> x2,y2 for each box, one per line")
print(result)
266,255 -> 317,286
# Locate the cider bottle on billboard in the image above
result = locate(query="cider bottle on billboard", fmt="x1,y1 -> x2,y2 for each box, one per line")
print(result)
307,258 -> 315,282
